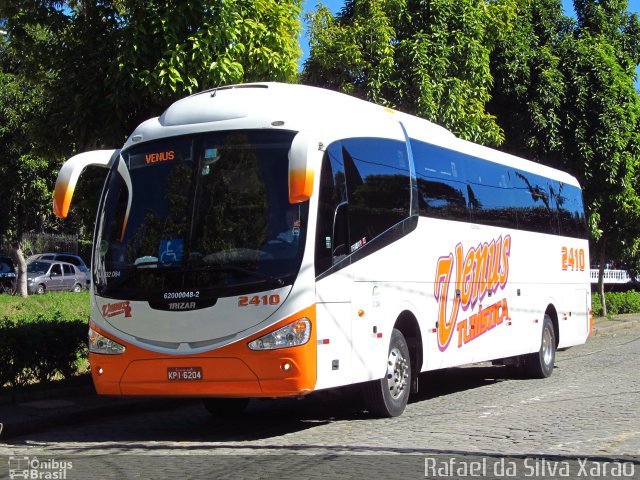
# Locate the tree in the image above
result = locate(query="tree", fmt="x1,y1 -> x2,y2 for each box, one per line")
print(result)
0,72 -> 56,296
489,0 -> 640,315
0,0 -> 304,292
303,0 -> 518,146
559,25 -> 640,313
488,0 -> 571,162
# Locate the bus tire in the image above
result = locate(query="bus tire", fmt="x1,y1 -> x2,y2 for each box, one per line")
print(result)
202,397 -> 249,416
363,328 -> 411,417
524,314 -> 556,379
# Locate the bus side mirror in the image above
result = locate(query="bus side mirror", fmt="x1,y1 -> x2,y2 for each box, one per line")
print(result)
53,150 -> 119,218
288,132 -> 317,204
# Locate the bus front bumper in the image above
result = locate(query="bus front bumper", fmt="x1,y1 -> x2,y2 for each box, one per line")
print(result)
89,306 -> 317,398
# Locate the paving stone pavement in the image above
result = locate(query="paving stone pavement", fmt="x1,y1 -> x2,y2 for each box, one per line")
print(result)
0,321 -> 638,479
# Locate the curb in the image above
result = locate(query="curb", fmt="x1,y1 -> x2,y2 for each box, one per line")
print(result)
591,316 -> 640,336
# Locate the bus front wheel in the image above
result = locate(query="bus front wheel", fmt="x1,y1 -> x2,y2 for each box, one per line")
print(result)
524,314 -> 556,378
363,328 -> 411,417
202,397 -> 249,416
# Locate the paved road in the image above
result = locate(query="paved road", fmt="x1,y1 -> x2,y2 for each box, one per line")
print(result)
1,327 -> 639,479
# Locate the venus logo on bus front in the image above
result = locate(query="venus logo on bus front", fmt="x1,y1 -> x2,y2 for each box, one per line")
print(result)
434,235 -> 511,351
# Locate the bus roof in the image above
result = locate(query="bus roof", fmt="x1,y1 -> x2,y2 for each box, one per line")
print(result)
124,82 -> 580,188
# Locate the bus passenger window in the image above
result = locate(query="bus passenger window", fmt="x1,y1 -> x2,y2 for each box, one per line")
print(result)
410,139 -> 469,221
466,158 -> 516,228
554,183 -> 588,239
512,170 -> 558,234
341,138 -> 410,247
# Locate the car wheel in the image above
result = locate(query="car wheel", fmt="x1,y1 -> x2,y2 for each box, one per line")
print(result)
72,283 -> 82,293
36,284 -> 46,295
362,328 -> 411,417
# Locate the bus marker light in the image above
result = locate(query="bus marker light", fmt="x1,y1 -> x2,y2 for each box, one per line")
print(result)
317,339 -> 330,345
97,368 -> 104,376
358,309 -> 365,317
376,333 -> 383,338
534,319 -> 539,323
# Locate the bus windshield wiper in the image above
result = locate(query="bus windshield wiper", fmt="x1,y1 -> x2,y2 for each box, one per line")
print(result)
101,261 -> 175,291
185,264 -> 284,287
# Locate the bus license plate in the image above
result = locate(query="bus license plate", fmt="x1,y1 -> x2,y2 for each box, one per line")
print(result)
167,367 -> 203,381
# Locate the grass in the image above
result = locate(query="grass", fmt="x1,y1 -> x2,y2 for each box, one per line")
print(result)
0,290 -> 90,322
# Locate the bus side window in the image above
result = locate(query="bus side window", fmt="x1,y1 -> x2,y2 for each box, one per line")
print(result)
315,143 -> 349,277
512,170 -> 558,235
410,139 -> 469,221
466,157 -> 516,228
341,138 -> 410,247
554,182 -> 588,239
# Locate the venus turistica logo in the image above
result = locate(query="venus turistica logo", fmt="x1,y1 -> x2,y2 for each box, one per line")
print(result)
434,235 -> 512,351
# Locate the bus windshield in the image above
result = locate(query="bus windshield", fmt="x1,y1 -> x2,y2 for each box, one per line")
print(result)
93,129 -> 308,301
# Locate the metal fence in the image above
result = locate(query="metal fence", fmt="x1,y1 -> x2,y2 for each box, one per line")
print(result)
0,232 -> 78,258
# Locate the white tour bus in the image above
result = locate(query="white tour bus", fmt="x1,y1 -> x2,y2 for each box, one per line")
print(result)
54,83 -> 591,417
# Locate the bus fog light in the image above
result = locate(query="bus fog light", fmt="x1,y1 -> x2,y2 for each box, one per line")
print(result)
248,318 -> 311,350
281,362 -> 291,372
89,327 -> 126,355
97,367 -> 104,375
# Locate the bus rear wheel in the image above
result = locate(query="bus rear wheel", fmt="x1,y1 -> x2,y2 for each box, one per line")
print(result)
524,314 -> 556,378
202,397 -> 249,416
363,328 -> 411,417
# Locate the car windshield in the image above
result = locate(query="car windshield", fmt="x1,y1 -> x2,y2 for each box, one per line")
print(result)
0,259 -> 14,273
93,129 -> 309,300
27,261 -> 50,274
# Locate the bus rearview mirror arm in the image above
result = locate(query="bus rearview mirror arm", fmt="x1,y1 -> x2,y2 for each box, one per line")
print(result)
53,149 -> 120,218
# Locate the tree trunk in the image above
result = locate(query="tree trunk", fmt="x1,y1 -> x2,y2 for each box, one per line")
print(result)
9,241 -> 27,297
597,238 -> 607,317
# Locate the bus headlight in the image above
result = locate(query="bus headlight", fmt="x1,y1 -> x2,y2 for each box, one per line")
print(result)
88,327 -> 126,354
248,318 -> 311,350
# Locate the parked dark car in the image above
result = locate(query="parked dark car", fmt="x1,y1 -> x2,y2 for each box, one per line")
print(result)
28,253 -> 90,288
26,260 -> 86,294
0,255 -> 16,294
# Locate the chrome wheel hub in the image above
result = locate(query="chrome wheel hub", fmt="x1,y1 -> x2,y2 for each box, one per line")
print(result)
386,347 -> 409,399
542,326 -> 553,366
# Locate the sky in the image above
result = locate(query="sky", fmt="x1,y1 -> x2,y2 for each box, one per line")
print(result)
299,0 -> 640,88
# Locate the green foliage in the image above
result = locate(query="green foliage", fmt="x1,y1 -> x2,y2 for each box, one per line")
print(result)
591,291 -> 603,316
303,0 -> 518,146
0,291 -> 89,387
0,291 -> 90,323
121,0 -> 302,99
0,316 -> 87,387
0,72 -> 57,241
489,0 -> 571,161
0,0 -> 304,245
591,291 -> 640,317
489,1 -> 640,314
